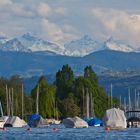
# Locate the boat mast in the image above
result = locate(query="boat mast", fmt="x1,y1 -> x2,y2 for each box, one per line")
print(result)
36,85 -> 39,114
8,88 -> 11,116
21,84 -> 24,119
135,89 -> 137,110
110,83 -> 113,108
86,88 -> 89,118
123,97 -> 126,112
6,85 -> 9,116
119,95 -> 121,108
56,101 -> 58,120
128,88 -> 131,111
53,98 -> 55,119
11,88 -> 14,116
137,92 -> 140,110
0,101 -> 4,117
90,93 -> 94,117
82,87 -> 85,117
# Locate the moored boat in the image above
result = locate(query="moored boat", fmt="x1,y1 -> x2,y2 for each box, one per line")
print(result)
63,116 -> 88,128
87,117 -> 103,127
0,101 -> 5,128
0,117 -> 5,129
4,116 -> 27,127
103,108 -> 127,130
28,114 -> 49,128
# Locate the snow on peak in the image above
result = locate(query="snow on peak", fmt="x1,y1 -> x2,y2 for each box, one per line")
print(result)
0,38 -> 29,52
104,37 -> 133,52
0,33 -> 137,56
64,35 -> 104,56
0,33 -> 9,44
130,14 -> 140,21
18,33 -> 64,54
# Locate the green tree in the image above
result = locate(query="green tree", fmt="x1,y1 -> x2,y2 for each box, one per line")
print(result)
31,76 -> 56,118
56,64 -> 74,99
84,66 -> 98,82
60,93 -> 80,118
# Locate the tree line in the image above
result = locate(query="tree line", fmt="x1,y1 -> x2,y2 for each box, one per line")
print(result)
0,65 -> 119,119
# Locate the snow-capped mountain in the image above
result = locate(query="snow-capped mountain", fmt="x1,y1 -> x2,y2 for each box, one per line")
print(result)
104,37 -> 133,52
0,34 -> 9,44
0,38 -> 29,52
64,35 -> 104,56
64,35 -> 134,56
0,33 -> 64,55
18,33 -> 64,54
0,33 -> 138,56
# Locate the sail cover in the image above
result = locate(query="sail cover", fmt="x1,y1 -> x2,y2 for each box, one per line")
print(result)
63,116 -> 88,128
88,117 -> 103,126
28,114 -> 49,128
4,116 -> 27,127
103,108 -> 127,129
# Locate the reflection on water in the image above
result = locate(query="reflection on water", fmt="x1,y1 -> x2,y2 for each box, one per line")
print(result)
0,125 -> 140,140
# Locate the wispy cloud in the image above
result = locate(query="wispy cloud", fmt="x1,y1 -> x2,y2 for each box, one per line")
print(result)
92,8 -> 140,46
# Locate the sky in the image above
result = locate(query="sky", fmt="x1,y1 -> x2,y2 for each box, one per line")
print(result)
0,0 -> 140,48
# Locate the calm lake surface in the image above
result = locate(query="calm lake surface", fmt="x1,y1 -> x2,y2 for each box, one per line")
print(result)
0,125 -> 140,140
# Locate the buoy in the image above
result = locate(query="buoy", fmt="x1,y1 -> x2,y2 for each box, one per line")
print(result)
27,128 -> 32,131
3,127 -> 6,131
0,127 -> 5,131
105,127 -> 110,131
52,128 -> 58,131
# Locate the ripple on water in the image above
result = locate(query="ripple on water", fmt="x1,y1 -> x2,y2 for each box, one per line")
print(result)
0,125 -> 140,140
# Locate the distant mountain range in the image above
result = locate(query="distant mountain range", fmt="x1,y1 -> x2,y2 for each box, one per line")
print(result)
1,33 -> 139,100
0,32 -> 140,78
0,50 -> 140,77
0,33 -> 138,57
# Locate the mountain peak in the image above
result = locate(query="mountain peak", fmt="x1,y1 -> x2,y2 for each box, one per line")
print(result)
106,36 -> 114,42
22,33 -> 38,41
64,35 -> 103,56
82,35 -> 93,41
105,37 -> 133,52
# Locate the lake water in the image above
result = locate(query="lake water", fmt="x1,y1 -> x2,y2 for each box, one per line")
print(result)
0,125 -> 140,140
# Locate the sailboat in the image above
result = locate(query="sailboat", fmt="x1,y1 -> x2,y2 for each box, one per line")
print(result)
52,100 -> 61,125
28,85 -> 49,128
83,88 -> 103,127
103,84 -> 127,129
4,85 -> 27,127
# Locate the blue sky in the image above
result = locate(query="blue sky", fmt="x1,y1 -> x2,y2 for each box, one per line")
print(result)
0,0 -> 140,47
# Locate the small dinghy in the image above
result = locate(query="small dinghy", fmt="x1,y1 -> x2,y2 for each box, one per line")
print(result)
63,116 -> 88,128
103,108 -> 127,130
28,114 -> 49,128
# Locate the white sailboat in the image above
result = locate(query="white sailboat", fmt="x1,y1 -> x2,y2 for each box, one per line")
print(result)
29,85 -> 49,128
4,85 -> 27,127
83,88 -> 103,127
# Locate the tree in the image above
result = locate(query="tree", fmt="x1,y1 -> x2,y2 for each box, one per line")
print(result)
31,76 -> 56,118
84,66 -> 98,83
56,64 -> 74,99
60,93 -> 80,117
